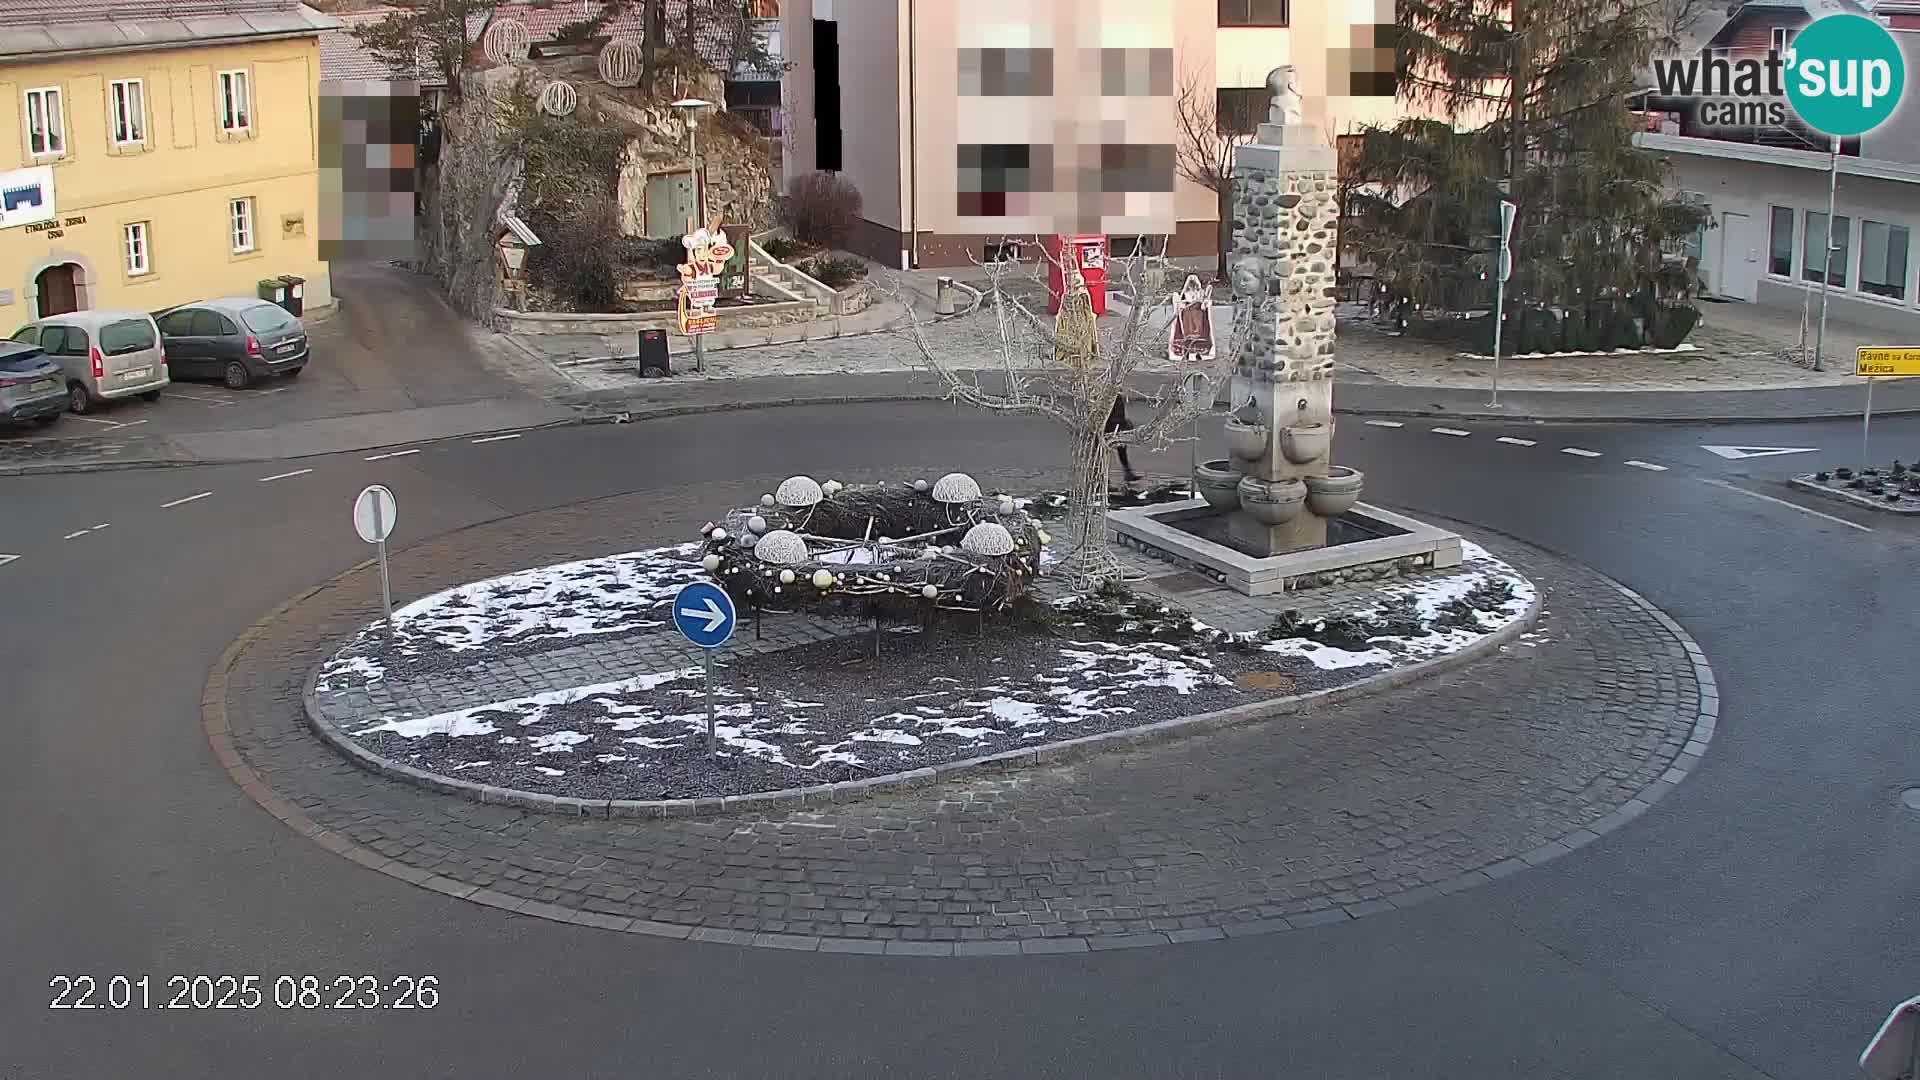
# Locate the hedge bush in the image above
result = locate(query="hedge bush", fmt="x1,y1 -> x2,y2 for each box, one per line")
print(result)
780,171 -> 864,249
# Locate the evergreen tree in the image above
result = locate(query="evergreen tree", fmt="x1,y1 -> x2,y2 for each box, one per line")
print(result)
1348,0 -> 1707,347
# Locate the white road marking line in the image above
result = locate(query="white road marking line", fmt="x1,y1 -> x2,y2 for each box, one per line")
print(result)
160,491 -> 213,509
1560,447 -> 1602,458
63,530 -> 89,540
116,419 -> 150,428
1701,478 -> 1871,532
1431,427 -> 1472,437
67,415 -> 125,426
1363,420 -> 1404,428
364,449 -> 420,461
1624,460 -> 1668,472
90,522 -> 110,531
166,390 -> 233,403
0,554 -> 19,568
258,468 -> 314,482
1496,437 -> 1537,446
471,433 -> 523,444
1700,444 -> 1819,460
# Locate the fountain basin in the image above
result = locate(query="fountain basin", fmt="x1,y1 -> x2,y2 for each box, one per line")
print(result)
1305,465 -> 1365,517
1194,459 -> 1242,510
1224,419 -> 1269,463
1279,422 -> 1331,465
1236,476 -> 1306,525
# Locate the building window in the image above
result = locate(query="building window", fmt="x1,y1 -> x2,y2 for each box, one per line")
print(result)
1768,205 -> 1795,276
1770,27 -> 1789,54
230,197 -> 256,253
110,78 -> 145,147
1803,211 -> 1850,288
24,86 -> 65,157
1218,0 -> 1288,27
1216,87 -> 1265,135
124,222 -> 151,276
1859,220 -> 1910,301
959,48 -> 1054,97
218,69 -> 252,133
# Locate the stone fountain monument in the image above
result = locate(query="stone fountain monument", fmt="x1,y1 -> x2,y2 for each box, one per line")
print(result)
1107,67 -> 1464,595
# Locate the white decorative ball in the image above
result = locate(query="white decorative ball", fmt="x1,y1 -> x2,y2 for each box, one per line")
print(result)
776,476 -> 824,508
1037,530 -> 1052,546
932,472 -> 983,504
997,496 -> 1016,516
779,569 -> 796,585
754,530 -> 810,566
761,494 -> 776,507
822,480 -> 843,496
913,479 -> 930,492
748,515 -> 768,535
709,528 -> 728,542
961,522 -> 1016,556
812,569 -> 835,589
922,584 -> 939,600
701,554 -> 722,572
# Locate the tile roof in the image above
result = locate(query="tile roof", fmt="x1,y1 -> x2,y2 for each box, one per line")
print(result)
321,8 -> 441,86
0,1 -> 337,61
0,0 -> 301,27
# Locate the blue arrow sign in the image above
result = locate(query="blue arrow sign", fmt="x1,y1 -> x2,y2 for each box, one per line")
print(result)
672,581 -> 737,649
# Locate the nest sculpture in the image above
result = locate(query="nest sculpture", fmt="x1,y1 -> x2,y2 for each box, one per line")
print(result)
699,474 -> 1050,619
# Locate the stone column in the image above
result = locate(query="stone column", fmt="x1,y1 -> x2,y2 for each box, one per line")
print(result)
1224,68 -> 1342,556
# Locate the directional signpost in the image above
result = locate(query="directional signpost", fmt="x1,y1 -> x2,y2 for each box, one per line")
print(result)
352,484 -> 399,632
1489,199 -> 1517,408
672,580 -> 737,755
1856,347 -> 1920,466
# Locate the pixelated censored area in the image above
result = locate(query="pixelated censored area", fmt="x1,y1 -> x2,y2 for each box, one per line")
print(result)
938,0 -> 1178,236
318,80 -> 421,262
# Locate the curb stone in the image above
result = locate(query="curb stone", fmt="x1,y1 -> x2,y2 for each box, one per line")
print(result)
1788,475 -> 1920,515
301,584 -> 1546,820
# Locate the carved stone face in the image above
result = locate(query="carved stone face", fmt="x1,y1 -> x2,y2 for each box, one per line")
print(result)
1229,255 -> 1268,299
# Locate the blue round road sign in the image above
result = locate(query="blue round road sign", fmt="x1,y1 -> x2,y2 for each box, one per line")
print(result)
672,581 -> 737,648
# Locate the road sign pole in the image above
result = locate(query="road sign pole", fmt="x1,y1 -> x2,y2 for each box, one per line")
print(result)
703,648 -> 716,756
1490,273 -> 1505,409
1864,375 -> 1875,466
694,333 -> 705,374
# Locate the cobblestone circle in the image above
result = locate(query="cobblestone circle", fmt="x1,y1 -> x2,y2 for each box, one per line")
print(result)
214,469 -> 1716,956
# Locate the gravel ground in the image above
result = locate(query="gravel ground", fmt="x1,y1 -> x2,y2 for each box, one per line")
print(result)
354,623 -> 1377,800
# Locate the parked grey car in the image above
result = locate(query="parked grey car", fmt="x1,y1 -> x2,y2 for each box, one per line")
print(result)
0,339 -> 66,427
156,297 -> 308,389
11,310 -> 170,415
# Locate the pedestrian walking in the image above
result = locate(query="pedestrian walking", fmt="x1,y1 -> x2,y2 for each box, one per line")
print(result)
1107,394 -> 1141,485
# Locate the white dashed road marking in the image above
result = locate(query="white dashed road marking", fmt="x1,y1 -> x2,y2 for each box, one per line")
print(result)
1561,447 -> 1602,458
471,433 -> 523,444
67,415 -> 127,427
365,449 -> 420,461
0,554 -> 19,568
1363,420 -> 1404,428
258,468 -> 314,482
160,491 -> 213,509
1702,478 -> 1871,532
62,530 -> 88,540
1496,437 -> 1537,446
1432,427 -> 1472,437
1625,460 -> 1668,472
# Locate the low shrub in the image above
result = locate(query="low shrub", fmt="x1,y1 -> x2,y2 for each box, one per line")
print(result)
780,171 -> 864,248
525,200 -> 622,312
800,255 -> 869,289
619,236 -> 685,271
760,235 -> 805,261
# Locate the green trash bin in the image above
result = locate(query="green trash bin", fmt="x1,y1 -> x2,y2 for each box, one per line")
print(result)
258,278 -> 287,306
278,275 -> 306,318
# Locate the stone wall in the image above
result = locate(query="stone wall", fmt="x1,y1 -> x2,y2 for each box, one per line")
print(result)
601,90 -> 773,238
1228,147 -> 1339,384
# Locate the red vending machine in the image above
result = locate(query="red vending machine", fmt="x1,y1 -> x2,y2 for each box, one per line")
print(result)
1045,234 -> 1109,315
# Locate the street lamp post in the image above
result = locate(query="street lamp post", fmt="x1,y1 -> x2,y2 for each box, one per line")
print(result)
671,97 -> 713,225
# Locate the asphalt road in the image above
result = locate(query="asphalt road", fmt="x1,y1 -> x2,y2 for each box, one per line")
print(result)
3,404 -> 1918,1080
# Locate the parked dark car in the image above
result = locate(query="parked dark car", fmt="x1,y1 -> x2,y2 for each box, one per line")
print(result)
156,297 -> 308,389
0,338 -> 66,426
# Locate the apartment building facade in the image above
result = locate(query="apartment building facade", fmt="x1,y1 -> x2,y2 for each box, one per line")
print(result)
0,0 -> 337,321
780,0 -> 1404,269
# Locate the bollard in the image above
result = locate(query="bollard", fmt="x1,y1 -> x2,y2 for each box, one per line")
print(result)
934,275 -> 957,316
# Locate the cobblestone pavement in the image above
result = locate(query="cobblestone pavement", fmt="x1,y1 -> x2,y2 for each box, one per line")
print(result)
220,474 -> 1710,955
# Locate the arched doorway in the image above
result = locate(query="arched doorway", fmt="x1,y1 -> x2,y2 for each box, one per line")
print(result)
35,262 -> 83,317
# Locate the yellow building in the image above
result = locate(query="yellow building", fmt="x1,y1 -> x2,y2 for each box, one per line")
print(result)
0,1 -> 337,321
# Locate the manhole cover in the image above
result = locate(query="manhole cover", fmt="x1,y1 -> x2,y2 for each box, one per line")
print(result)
1151,573 -> 1215,594
1236,671 -> 1296,692
1902,788 -> 1920,811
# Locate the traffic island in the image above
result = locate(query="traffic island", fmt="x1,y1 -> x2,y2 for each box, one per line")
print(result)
1790,464 -> 1920,515
305,489 -> 1539,814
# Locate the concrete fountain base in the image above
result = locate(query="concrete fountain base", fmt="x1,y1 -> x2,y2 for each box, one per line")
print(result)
1107,499 -> 1464,596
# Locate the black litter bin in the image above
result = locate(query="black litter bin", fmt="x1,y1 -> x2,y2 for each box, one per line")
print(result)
636,328 -> 670,378
278,275 -> 306,317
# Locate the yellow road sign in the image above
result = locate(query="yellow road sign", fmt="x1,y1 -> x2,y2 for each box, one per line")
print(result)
1855,347 -> 1920,376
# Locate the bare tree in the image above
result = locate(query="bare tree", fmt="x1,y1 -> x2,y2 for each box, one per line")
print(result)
894,247 -> 1253,589
1173,70 -> 1254,281
351,0 -> 499,100
1651,0 -> 1721,51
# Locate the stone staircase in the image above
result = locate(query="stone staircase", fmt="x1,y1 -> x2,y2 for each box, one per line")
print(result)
747,240 -> 842,315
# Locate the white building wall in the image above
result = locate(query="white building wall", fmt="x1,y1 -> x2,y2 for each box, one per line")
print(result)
1667,152 -> 1920,336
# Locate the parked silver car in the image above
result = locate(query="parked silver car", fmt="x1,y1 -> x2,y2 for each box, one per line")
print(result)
0,338 -> 66,427
10,309 -> 169,414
